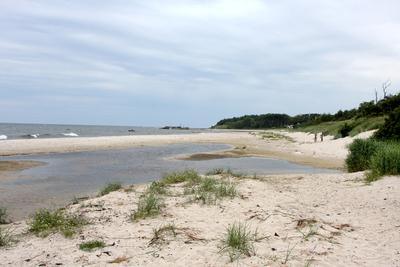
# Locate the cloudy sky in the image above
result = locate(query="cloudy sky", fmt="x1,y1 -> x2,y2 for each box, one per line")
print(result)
1,1 -> 399,128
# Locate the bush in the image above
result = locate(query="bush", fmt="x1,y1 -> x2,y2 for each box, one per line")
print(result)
345,138 -> 379,172
374,106 -> 400,141
338,122 -> 354,137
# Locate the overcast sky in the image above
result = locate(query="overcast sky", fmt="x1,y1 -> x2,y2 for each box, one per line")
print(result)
1,1 -> 399,128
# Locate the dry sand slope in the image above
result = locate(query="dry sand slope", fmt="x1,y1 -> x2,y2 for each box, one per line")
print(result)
1,130 -> 400,266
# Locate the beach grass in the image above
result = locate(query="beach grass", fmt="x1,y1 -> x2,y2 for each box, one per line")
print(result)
366,141 -> 400,182
161,169 -> 201,185
219,221 -> 256,262
149,222 -> 178,246
98,181 -> 123,196
130,193 -> 164,221
26,203 -> 91,237
0,226 -> 17,247
184,177 -> 236,205
79,240 -> 105,252
346,138 -> 400,182
345,138 -> 379,172
0,204 -> 10,224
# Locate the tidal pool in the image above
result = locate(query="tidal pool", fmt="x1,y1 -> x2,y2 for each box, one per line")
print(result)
0,143 -> 342,220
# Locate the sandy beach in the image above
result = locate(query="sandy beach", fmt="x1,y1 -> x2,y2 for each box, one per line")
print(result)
1,130 -> 399,266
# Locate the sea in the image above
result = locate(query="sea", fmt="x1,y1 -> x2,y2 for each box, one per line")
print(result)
0,123 -> 213,140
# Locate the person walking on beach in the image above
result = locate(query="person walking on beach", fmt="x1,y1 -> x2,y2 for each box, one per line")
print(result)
320,133 -> 323,142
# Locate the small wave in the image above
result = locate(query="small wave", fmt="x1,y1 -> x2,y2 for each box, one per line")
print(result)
61,132 -> 79,137
21,134 -> 39,138
0,135 -> 7,140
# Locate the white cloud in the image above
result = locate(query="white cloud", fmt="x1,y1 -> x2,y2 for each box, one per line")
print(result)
0,0 -> 399,127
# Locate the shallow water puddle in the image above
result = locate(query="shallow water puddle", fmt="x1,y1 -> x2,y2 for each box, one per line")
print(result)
0,143 -> 341,220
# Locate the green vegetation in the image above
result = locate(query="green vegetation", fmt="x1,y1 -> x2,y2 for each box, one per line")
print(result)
98,181 -> 123,196
219,221 -> 256,262
366,141 -> 400,182
374,106 -> 400,141
129,193 -> 164,221
295,116 -> 386,137
0,204 -> 10,224
79,240 -> 105,252
346,138 -> 400,182
149,222 -> 178,246
184,177 -> 237,205
161,169 -> 201,184
212,89 -> 399,139
345,138 -> 379,172
145,181 -> 169,195
205,167 -> 225,175
0,226 -> 17,246
213,113 -> 291,129
26,203 -> 91,237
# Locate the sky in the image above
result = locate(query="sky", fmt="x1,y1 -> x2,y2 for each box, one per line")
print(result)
1,0 -> 399,128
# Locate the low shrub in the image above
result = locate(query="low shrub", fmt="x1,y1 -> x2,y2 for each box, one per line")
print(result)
26,203 -> 91,237
99,181 -> 123,196
374,106 -> 400,141
345,138 -> 379,172
338,122 -> 354,137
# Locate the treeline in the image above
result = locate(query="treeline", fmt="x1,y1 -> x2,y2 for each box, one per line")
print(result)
214,114 -> 291,129
212,91 -> 400,134
304,91 -> 400,127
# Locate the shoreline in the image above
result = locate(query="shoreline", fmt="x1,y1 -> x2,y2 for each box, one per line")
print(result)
1,130 -> 400,266
0,130 -> 361,176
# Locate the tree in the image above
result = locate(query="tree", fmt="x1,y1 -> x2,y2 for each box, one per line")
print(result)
374,106 -> 400,141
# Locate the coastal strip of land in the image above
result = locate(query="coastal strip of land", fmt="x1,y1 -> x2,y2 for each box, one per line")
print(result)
1,130 -> 400,266
0,129 -> 367,174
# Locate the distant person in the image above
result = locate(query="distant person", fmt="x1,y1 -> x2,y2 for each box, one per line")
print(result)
320,133 -> 323,142
314,133 -> 317,143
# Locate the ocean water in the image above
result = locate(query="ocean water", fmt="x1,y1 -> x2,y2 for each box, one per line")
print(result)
0,123 -> 213,140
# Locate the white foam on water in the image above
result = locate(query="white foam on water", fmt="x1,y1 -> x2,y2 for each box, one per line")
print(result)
61,132 -> 79,137
0,135 -> 7,140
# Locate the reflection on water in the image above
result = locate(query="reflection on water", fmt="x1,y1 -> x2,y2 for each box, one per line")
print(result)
0,143 -> 342,220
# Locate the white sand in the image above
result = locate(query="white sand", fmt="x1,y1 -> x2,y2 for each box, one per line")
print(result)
1,130 -> 399,266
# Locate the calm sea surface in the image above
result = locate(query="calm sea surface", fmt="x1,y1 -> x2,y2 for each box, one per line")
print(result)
0,123 -> 215,140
